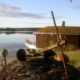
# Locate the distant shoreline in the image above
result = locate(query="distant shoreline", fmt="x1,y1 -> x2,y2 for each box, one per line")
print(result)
0,31 -> 33,34
0,28 -> 41,34
0,28 -> 41,31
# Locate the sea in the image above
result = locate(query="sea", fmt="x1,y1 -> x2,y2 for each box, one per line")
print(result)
0,33 -> 36,64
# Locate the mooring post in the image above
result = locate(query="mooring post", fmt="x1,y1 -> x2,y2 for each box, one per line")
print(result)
2,49 -> 8,79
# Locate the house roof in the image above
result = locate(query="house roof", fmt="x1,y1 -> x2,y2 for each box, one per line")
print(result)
33,26 -> 80,35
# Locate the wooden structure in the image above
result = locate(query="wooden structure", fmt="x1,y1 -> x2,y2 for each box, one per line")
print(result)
34,26 -> 80,50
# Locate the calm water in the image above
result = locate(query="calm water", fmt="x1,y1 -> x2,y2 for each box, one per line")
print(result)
0,33 -> 36,63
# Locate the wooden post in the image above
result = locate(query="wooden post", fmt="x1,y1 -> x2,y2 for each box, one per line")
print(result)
2,49 -> 8,79
51,11 -> 68,80
70,0 -> 72,2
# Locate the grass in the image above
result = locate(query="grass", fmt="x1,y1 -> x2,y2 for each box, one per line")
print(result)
27,49 -> 80,68
64,50 -> 80,68
33,50 -> 80,68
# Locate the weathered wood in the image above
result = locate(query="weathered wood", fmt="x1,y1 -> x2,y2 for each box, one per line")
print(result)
34,40 -> 65,55
16,40 -> 65,61
51,11 -> 68,80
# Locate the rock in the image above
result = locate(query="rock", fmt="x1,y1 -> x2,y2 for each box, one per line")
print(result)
0,59 -> 80,80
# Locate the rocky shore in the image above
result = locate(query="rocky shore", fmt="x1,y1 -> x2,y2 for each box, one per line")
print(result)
0,58 -> 80,80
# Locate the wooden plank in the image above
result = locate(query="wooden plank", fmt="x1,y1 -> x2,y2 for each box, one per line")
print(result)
34,40 -> 65,55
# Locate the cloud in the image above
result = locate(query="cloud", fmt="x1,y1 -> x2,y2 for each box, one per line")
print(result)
69,5 -> 80,9
0,3 -> 44,18
0,3 -> 21,12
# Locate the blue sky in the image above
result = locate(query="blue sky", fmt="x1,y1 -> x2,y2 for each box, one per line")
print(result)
0,0 -> 80,28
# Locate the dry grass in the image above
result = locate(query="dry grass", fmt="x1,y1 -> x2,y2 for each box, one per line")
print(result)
34,27 -> 80,35
64,50 -> 80,67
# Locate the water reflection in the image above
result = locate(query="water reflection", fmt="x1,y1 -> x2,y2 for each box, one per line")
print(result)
0,33 -> 35,63
0,33 -> 35,44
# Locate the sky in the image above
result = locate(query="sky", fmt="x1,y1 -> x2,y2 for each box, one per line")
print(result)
0,0 -> 80,28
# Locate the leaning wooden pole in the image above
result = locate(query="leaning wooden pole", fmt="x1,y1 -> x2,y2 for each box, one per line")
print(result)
51,11 -> 68,80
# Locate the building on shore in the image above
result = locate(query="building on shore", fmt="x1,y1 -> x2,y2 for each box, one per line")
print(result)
33,26 -> 80,50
